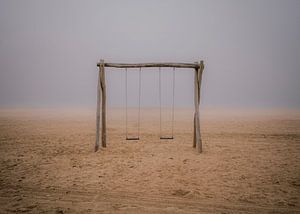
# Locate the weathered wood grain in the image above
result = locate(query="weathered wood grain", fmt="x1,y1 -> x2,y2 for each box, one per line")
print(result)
97,62 -> 200,69
193,61 -> 204,153
95,65 -> 101,152
100,60 -> 107,148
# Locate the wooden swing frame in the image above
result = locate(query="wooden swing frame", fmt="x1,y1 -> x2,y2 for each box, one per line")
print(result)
95,59 -> 205,153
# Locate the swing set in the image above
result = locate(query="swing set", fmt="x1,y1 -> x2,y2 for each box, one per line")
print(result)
95,60 -> 204,153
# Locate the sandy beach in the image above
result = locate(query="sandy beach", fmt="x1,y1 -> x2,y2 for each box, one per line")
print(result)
0,108 -> 299,213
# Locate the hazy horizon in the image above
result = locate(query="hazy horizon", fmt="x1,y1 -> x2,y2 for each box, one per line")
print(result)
0,0 -> 299,109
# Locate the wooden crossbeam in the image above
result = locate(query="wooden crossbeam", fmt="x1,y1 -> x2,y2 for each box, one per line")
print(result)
96,62 -> 200,69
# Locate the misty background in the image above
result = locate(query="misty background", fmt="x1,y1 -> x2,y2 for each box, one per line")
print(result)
0,0 -> 299,109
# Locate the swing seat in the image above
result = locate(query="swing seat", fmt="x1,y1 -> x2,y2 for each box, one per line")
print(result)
160,136 -> 174,140
126,137 -> 140,140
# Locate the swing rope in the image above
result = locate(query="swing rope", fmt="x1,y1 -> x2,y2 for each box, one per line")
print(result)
125,67 -> 141,140
125,68 -> 128,139
159,67 -> 176,139
138,67 -> 141,139
171,67 -> 175,138
159,67 -> 162,138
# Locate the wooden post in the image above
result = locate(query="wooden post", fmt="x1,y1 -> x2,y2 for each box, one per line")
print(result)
95,62 -> 101,152
100,59 -> 107,147
193,68 -> 198,148
196,61 -> 204,153
198,61 -> 204,153
193,61 -> 204,153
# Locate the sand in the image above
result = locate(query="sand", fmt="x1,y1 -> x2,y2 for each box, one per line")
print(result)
0,108 -> 299,213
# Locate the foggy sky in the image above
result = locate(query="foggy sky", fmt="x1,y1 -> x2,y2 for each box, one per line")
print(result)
0,0 -> 299,109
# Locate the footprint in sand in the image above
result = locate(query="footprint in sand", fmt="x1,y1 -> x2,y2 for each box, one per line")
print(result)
172,189 -> 190,197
